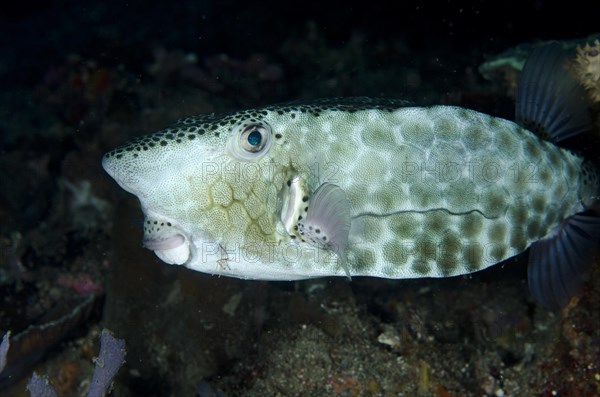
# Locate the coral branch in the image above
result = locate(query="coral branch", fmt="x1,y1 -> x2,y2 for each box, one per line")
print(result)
0,332 -> 9,374
24,329 -> 126,397
87,329 -> 126,397
26,372 -> 58,397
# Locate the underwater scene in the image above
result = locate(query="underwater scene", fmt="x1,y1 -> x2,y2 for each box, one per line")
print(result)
1,1 -> 599,396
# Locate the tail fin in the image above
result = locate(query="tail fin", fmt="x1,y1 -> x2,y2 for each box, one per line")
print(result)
516,42 -> 591,142
528,215 -> 600,310
517,43 -> 599,310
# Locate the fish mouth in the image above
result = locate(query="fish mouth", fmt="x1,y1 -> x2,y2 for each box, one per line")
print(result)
141,213 -> 221,268
143,233 -> 191,265
141,212 -> 195,265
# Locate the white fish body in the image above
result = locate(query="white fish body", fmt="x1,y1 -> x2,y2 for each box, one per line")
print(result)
103,44 -> 600,309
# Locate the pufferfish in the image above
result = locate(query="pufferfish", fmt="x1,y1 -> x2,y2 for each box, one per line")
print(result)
102,44 -> 600,310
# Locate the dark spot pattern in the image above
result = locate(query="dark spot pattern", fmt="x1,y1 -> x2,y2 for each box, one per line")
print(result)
103,97 -> 410,160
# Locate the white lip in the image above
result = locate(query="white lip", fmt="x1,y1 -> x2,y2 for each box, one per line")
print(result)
143,233 -> 191,265
155,243 -> 191,265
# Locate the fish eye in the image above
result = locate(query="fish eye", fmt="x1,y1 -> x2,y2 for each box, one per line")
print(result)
241,126 -> 267,152
229,121 -> 273,161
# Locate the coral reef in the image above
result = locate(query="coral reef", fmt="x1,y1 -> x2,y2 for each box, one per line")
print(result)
25,329 -> 125,397
0,295 -> 98,390
572,40 -> 600,103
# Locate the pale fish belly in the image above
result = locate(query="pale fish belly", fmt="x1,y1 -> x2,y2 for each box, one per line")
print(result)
279,106 -> 583,278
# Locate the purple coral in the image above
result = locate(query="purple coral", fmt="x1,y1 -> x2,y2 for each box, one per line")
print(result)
25,329 -> 126,397
87,329 -> 126,397
0,332 -> 9,374
26,373 -> 58,397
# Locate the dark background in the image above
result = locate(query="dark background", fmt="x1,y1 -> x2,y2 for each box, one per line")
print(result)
2,0 -> 598,88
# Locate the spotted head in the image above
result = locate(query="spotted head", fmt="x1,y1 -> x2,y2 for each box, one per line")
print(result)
102,109 -> 296,277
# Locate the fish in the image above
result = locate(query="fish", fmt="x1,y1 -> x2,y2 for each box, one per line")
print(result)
102,43 -> 600,310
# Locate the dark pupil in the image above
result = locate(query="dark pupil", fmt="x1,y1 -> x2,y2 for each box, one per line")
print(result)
247,130 -> 262,146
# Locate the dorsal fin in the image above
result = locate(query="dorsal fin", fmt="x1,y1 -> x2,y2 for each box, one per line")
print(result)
516,43 -> 592,142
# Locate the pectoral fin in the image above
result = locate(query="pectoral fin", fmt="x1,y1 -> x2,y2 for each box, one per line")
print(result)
297,183 -> 352,278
